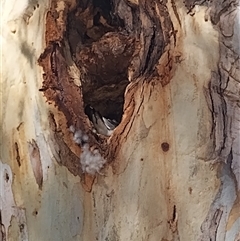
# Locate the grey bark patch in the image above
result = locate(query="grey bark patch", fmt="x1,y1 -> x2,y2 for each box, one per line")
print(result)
198,152 -> 236,241
204,0 -> 240,165
198,1 -> 239,238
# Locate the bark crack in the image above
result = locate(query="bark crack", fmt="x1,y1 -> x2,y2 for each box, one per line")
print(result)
209,209 -> 223,240
124,85 -> 145,140
14,142 -> 21,167
216,67 -> 228,157
171,0 -> 181,26
207,80 -> 216,142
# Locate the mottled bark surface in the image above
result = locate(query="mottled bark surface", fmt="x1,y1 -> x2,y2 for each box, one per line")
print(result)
1,0 -> 240,240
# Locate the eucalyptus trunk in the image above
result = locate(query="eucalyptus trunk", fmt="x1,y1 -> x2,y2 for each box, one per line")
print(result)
1,0 -> 239,240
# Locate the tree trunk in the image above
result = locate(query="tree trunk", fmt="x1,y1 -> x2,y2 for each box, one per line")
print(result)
1,0 -> 239,240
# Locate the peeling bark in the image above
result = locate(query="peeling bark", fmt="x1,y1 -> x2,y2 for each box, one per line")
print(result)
28,139 -> 43,190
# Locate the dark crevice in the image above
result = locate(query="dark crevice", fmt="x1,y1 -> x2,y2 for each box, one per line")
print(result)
143,27 -> 156,74
67,0 -> 133,122
207,79 -> 216,141
218,98 -> 227,156
172,205 -> 177,221
41,0 -> 170,134
15,142 -> 21,167
216,66 -> 228,156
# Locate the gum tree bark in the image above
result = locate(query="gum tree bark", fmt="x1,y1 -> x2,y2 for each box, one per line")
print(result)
1,0 -> 239,240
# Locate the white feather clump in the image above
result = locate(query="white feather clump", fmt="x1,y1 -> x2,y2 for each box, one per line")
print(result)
70,126 -> 89,145
80,144 -> 106,175
70,126 -> 106,175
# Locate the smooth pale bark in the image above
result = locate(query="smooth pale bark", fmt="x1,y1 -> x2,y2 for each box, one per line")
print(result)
1,0 -> 239,241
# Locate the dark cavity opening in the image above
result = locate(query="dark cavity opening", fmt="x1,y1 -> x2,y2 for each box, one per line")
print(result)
67,0 -> 132,123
